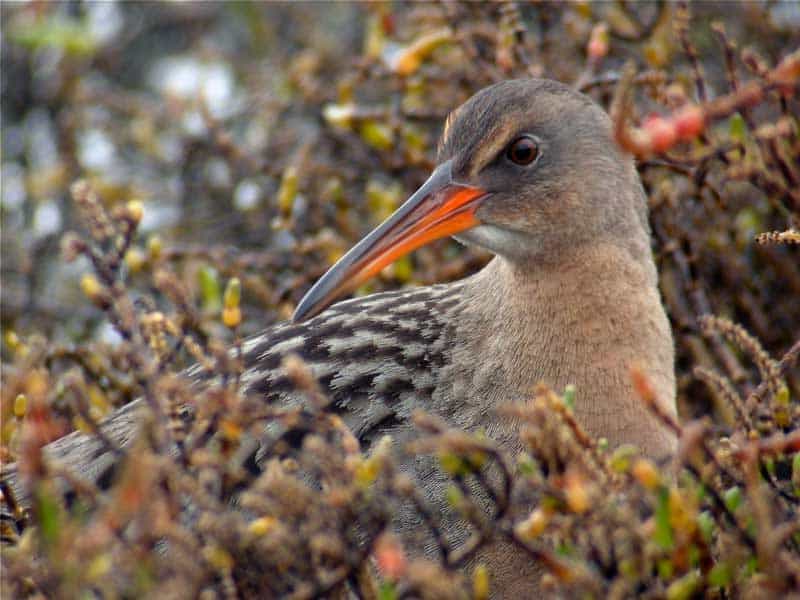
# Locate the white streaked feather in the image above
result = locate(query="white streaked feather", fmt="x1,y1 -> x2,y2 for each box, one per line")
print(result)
259,335 -> 306,360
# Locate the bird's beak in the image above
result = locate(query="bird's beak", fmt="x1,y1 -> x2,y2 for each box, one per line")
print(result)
292,160 -> 488,322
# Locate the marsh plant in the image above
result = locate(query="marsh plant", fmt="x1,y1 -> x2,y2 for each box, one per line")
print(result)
2,2 -> 798,598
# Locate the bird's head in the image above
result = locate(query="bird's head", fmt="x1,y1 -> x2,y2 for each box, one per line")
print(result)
293,79 -> 648,322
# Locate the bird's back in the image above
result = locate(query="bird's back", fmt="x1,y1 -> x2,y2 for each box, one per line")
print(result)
240,281 -> 466,443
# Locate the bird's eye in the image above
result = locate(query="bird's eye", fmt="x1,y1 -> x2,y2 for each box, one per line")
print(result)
505,135 -> 539,166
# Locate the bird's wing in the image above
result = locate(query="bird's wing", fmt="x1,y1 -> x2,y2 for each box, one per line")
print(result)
1,282 -> 464,516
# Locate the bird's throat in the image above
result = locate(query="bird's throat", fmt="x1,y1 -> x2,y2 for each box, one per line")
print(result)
451,243 -> 677,459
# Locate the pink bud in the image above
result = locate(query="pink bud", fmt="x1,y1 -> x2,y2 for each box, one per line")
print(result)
673,105 -> 705,140
587,23 -> 609,61
643,115 -> 677,154
375,534 -> 407,581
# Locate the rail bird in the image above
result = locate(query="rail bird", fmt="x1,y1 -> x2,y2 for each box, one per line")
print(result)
2,78 -> 677,596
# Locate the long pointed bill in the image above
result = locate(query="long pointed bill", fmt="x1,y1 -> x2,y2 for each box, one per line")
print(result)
292,160 -> 488,322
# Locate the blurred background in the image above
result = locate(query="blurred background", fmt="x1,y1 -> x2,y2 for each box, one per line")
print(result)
2,1 -> 799,424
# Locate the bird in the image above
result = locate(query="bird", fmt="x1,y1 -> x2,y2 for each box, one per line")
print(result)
2,78 -> 677,596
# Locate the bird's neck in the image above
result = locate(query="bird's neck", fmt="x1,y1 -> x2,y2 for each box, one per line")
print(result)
453,242 -> 677,458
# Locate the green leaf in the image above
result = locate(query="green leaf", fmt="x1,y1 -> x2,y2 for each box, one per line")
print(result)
198,266 -> 222,314
723,486 -> 742,513
556,542 -> 574,557
445,485 -> 463,509
277,165 -> 298,215
439,452 -> 467,476
734,208 -> 763,247
775,384 -> 790,405
563,384 -> 576,410
666,570 -> 701,600
618,558 -> 637,579
697,510 -> 714,544
654,487 -> 674,549
517,453 -> 537,476
745,555 -> 758,577
360,120 -> 394,151
34,485 -> 62,550
729,112 -> 746,143
392,255 -> 413,283
657,558 -> 674,580
223,277 -> 241,310
11,15 -> 97,56
688,544 -> 701,568
695,482 -> 707,501
378,582 -> 397,600
708,562 -> 732,587
609,444 -> 638,473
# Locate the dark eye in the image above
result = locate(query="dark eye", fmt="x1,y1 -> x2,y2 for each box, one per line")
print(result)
506,135 -> 539,166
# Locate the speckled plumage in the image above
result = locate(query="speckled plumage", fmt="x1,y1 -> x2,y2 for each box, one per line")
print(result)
241,283 -> 463,416
0,284 -> 459,501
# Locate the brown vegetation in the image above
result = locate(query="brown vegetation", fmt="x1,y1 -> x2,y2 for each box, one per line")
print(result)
1,2 -> 799,598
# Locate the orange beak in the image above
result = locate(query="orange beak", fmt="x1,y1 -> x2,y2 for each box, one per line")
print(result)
292,160 -> 488,322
